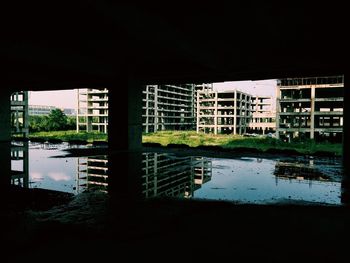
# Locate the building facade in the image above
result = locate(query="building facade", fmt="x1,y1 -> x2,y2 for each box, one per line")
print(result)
76,88 -> 109,133
10,92 -> 29,188
248,96 -> 276,134
76,85 -> 199,134
11,91 -> 29,138
29,105 -> 76,116
196,89 -> 252,134
276,75 -> 344,142
142,84 -> 196,133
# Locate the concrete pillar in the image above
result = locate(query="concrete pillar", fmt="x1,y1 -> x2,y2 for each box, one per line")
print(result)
214,91 -> 218,135
108,79 -> 143,151
144,86 -> 149,133
154,85 -> 158,132
76,89 -> 79,133
310,86 -> 315,139
0,91 -> 11,190
23,91 -> 29,137
23,141 -> 29,188
233,90 -> 237,135
108,79 -> 143,200
342,75 -> 349,205
196,91 -> 200,133
275,85 -> 280,139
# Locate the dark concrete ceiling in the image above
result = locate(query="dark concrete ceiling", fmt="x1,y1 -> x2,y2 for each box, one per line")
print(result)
1,2 -> 347,91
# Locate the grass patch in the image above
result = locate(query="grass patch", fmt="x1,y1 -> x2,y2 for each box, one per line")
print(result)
29,130 -> 107,143
142,131 -> 342,156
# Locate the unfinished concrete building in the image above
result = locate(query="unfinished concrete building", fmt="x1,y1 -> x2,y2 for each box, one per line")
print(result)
77,83 -> 209,134
77,156 -> 108,193
142,153 -> 212,198
10,92 -> 29,189
248,96 -> 276,134
11,141 -> 29,188
76,88 -> 108,133
10,91 -> 29,138
276,76 -> 344,142
142,84 -> 196,133
197,89 -> 252,134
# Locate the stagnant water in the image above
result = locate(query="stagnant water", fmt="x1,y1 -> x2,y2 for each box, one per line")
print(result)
11,142 -> 343,205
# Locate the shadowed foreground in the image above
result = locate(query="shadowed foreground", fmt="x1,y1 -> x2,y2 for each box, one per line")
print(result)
1,186 -> 349,263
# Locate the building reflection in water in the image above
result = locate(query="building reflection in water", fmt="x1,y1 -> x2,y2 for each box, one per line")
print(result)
11,141 -> 29,188
142,153 -> 212,198
10,143 -> 345,205
273,159 -> 339,187
77,155 -> 109,193
77,153 -> 212,198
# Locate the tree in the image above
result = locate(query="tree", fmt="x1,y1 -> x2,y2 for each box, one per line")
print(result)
66,116 -> 76,130
29,115 -> 47,132
46,109 -> 68,131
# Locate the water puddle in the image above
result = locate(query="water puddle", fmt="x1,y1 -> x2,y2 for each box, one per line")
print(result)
10,142 -> 343,205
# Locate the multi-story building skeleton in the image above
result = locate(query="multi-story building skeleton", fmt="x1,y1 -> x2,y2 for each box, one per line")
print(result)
248,96 -> 276,134
196,89 -> 252,134
76,88 -> 109,133
142,84 -> 196,133
276,75 -> 344,142
11,91 -> 29,138
10,91 -> 29,188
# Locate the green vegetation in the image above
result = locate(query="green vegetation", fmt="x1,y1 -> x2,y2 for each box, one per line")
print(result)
29,109 -> 76,132
29,130 -> 107,143
142,131 -> 342,156
27,129 -> 342,156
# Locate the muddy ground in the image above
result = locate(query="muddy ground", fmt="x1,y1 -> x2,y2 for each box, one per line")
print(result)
1,146 -> 349,262
2,187 -> 350,262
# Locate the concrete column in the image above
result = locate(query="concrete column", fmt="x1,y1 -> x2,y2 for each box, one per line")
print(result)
233,90 -> 237,135
214,91 -> 218,135
108,79 -> 143,200
275,85 -> 280,139
76,89 -> 79,133
196,91 -> 200,133
342,75 -> 349,205
310,86 -> 315,139
23,91 -> 29,137
108,79 -> 143,152
154,85 -> 158,132
145,86 -> 149,133
0,91 -> 12,190
21,141 -> 29,188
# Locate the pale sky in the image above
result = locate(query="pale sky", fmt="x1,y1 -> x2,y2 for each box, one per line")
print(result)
29,90 -> 78,109
28,79 -> 277,108
213,79 -> 277,97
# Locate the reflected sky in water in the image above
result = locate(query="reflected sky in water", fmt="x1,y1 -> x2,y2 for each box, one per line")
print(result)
12,142 -> 78,194
194,158 -> 340,204
11,142 -> 343,205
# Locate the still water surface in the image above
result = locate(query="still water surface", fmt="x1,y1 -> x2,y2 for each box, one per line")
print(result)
11,142 -> 343,205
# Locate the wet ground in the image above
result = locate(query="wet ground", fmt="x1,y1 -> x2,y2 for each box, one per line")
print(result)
2,142 -> 349,262
12,142 -> 344,205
